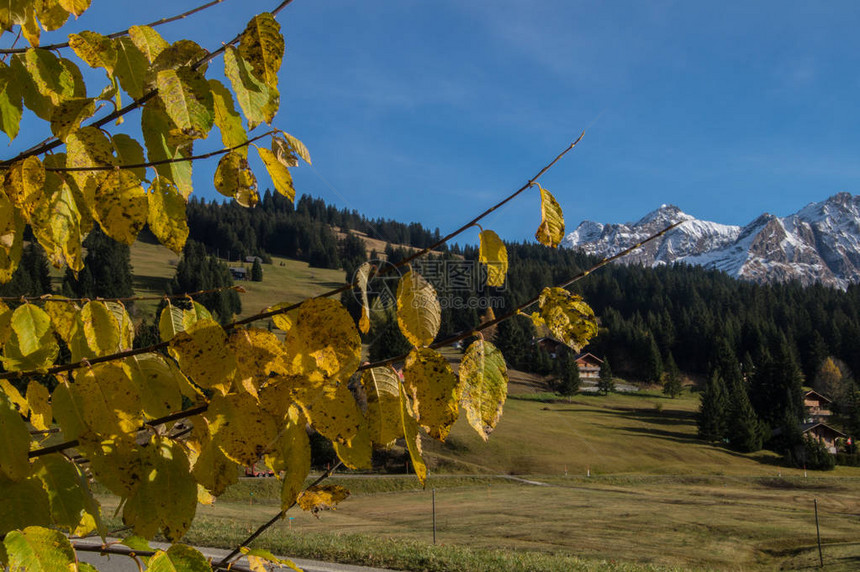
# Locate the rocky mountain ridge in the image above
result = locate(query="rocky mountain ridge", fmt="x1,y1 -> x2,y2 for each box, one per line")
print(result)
562,192 -> 860,289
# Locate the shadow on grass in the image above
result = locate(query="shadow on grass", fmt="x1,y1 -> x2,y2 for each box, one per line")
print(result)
133,274 -> 172,292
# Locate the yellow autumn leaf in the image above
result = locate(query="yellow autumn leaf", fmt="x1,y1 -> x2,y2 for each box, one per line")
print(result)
93,169 -> 149,245
187,418 -> 238,497
71,362 -> 141,439
403,347 -> 461,441
0,391 -> 30,481
535,184 -> 565,248
168,318 -> 237,395
257,146 -> 295,202
263,405 -> 311,510
299,382 -> 364,446
237,12 -> 284,90
147,177 -> 189,254
459,339 -> 508,441
26,380 -> 51,432
478,229 -> 508,287
204,391 -> 279,467
399,382 -> 427,486
530,287 -> 598,352
297,484 -> 350,516
0,189 -> 24,283
396,270 -> 441,348
361,367 -> 403,446
355,262 -> 372,334
2,304 -> 58,372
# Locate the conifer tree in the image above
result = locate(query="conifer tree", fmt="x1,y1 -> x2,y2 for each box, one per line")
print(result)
598,356 -> 615,395
725,377 -> 763,452
662,352 -> 683,398
645,335 -> 663,384
556,349 -> 581,397
251,257 -> 264,282
62,226 -> 133,300
698,372 -> 729,442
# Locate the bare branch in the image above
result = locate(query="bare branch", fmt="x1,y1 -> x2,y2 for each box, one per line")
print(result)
1,285 -> 244,303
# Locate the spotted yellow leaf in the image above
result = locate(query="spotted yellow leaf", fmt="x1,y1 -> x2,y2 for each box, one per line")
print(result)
403,347 -> 461,441
361,367 -> 403,446
205,392 -> 279,467
478,229 -> 508,287
297,484 -> 349,516
264,405 -> 311,510
26,380 -> 51,432
459,339 -> 508,441
530,287 -> 598,352
147,177 -> 189,254
168,318 -> 237,395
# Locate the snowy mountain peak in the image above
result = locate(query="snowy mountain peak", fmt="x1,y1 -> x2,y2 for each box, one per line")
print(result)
562,194 -> 860,289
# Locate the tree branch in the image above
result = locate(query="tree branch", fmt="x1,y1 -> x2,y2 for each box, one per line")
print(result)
214,461 -> 344,570
0,0 -> 232,54
71,542 -> 255,572
1,285 -> 244,303
44,131 -> 274,172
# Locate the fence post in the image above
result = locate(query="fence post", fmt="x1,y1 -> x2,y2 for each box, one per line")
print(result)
814,498 -> 823,568
432,488 -> 437,545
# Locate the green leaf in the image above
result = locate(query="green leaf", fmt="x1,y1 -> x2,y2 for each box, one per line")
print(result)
142,98 -> 194,198
93,169 -> 149,244
0,392 -> 30,481
459,339 -> 508,441
209,78 -> 247,155
224,45 -> 278,130
0,477 -> 51,535
15,49 -> 85,121
361,367 -> 403,446
2,304 -> 58,372
35,0 -> 69,31
50,381 -> 85,442
113,36 -> 148,100
147,544 -> 211,572
0,60 -> 23,141
530,287 -> 599,352
148,177 -> 189,254
397,270 -> 441,348
68,30 -> 116,75
128,24 -> 168,63
479,229 -> 508,287
32,454 -> 98,534
156,67 -> 214,140
237,12 -> 284,90
403,347 -> 462,441
3,526 -> 75,572
214,150 -> 257,205
149,39 -> 207,76
257,146 -> 295,201
535,184 -> 565,248
31,164 -> 83,273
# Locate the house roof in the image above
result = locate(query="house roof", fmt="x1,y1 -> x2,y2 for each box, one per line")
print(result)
574,352 -> 603,364
804,389 -> 832,404
801,422 -> 846,438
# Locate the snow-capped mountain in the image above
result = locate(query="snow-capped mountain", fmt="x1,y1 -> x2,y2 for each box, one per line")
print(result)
561,193 -> 860,289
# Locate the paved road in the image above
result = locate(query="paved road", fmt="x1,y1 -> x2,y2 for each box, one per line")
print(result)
76,540 -> 394,572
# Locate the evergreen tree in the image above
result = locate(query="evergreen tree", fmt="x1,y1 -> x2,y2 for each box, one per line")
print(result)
698,372 -> 729,442
598,356 -> 615,395
369,311 -> 412,362
725,377 -> 763,452
251,258 -> 263,282
662,352 -> 682,398
63,226 -> 133,300
555,349 -> 580,397
170,240 -> 241,324
0,243 -> 52,297
645,335 -> 663,384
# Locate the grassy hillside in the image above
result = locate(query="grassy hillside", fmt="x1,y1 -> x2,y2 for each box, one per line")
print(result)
125,239 -> 346,321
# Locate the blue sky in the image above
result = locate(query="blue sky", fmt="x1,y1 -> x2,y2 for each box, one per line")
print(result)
8,1 -> 860,242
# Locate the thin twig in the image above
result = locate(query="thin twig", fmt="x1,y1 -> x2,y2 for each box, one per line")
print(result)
71,542 -> 255,572
44,132 -> 273,172
214,461 -> 344,570
0,0 -> 231,54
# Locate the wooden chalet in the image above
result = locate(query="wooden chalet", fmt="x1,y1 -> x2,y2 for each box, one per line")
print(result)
575,353 -> 603,381
801,422 -> 846,455
803,390 -> 833,423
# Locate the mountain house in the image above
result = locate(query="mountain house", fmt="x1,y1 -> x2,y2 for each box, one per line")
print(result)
801,390 -> 846,454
